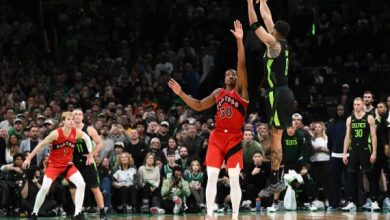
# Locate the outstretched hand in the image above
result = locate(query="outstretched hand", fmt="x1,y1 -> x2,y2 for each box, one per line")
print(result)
168,79 -> 182,96
230,20 -> 243,40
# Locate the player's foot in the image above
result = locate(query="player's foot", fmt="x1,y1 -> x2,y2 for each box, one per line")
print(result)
341,202 -> 357,211
72,212 -> 86,220
267,202 -> 279,212
29,213 -> 38,220
371,201 -> 380,211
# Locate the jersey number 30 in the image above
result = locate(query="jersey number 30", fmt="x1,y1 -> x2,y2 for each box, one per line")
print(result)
220,107 -> 233,118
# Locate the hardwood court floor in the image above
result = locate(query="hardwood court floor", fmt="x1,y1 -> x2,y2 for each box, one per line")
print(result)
5,212 -> 390,219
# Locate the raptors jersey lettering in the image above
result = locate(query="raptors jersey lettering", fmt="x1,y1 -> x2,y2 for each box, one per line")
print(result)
215,89 -> 248,130
49,128 -> 76,166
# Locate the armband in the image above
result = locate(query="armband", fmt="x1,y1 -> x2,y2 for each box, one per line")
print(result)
250,22 -> 262,31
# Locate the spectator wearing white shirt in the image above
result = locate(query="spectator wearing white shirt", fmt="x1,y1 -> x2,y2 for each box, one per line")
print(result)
310,121 -> 330,203
112,152 -> 138,213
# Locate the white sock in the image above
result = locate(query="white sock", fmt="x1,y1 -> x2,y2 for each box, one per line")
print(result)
69,171 -> 86,215
33,175 -> 53,214
228,165 -> 241,220
206,166 -> 220,216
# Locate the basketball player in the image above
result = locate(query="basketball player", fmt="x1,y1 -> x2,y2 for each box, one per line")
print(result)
342,97 -> 378,211
22,112 -> 91,220
247,0 -> 294,196
168,20 -> 248,220
72,109 -> 106,219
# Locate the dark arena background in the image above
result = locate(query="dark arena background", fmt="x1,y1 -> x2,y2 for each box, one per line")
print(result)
0,0 -> 389,219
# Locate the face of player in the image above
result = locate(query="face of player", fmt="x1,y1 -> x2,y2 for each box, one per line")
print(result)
353,99 -> 364,113
336,105 -> 345,117
243,131 -> 254,143
73,110 -> 83,123
63,115 -> 75,128
224,70 -> 237,88
363,93 -> 373,106
377,103 -> 387,115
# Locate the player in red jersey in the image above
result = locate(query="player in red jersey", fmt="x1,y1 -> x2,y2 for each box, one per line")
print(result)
168,20 -> 248,220
22,112 -> 92,220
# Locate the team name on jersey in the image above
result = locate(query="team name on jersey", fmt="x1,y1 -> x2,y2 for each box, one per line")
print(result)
351,122 -> 367,129
285,139 -> 298,146
216,95 -> 240,109
53,140 -> 75,150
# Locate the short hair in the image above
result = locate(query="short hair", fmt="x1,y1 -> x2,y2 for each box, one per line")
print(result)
274,20 -> 290,38
363,91 -> 374,98
354,97 -> 363,102
61,112 -> 74,122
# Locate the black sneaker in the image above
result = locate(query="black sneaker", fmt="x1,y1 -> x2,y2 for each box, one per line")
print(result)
29,213 -> 38,220
71,212 -> 85,220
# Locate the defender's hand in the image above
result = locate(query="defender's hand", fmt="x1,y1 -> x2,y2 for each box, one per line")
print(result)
230,20 -> 243,40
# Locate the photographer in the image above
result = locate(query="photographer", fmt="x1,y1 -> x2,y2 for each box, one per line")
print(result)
20,166 -> 57,217
160,166 -> 190,214
0,153 -> 25,215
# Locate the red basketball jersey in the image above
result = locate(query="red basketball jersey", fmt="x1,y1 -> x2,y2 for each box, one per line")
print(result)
215,88 -> 248,131
49,127 -> 77,166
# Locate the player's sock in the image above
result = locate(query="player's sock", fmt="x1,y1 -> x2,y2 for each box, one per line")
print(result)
206,167 -> 220,217
33,176 -> 53,214
270,170 -> 279,184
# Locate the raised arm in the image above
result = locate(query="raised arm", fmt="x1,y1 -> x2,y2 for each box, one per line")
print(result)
230,20 -> 248,101
247,0 -> 258,25
259,0 -> 275,33
23,130 -> 57,169
168,79 -> 219,111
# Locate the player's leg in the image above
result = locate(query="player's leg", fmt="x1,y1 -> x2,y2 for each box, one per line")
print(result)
228,164 -> 241,220
204,133 -> 224,219
32,175 -> 54,215
270,128 -> 283,183
67,166 -> 86,216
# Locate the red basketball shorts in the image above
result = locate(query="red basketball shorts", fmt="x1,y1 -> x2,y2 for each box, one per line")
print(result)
45,162 -> 78,181
205,128 -> 243,169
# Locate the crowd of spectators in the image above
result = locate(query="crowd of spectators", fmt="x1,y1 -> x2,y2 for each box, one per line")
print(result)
0,0 -> 389,217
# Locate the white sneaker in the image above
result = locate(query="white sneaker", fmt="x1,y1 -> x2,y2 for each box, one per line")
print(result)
241,200 -> 252,209
383,197 -> 390,210
341,202 -> 357,211
362,198 -> 372,210
312,200 -> 325,210
267,202 -> 278,212
173,197 -> 182,214
371,201 -> 380,211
